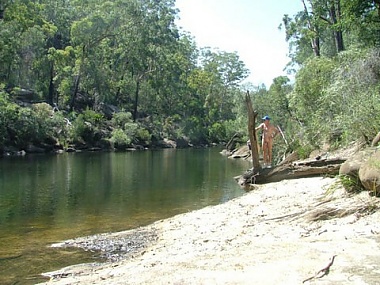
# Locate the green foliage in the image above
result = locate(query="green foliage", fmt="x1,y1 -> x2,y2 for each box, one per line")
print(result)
69,114 -> 87,144
1,0 -> 380,154
296,144 -> 314,160
31,103 -> 55,140
0,91 -> 11,148
208,122 -> 226,143
110,128 -> 131,149
183,116 -> 207,145
110,111 -> 150,148
135,128 -> 151,145
82,108 -> 104,125
111,111 -> 133,129
162,115 -> 183,140
5,104 -> 56,148
69,109 -> 104,145
323,48 -> 380,143
339,174 -> 364,194
290,57 -> 336,121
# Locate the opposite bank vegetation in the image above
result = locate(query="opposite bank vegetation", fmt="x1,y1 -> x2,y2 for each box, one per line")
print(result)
0,0 -> 379,161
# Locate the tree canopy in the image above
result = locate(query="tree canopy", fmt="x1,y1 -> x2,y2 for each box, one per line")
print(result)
1,0 -> 380,157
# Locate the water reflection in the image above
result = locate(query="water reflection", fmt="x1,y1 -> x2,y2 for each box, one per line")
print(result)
0,148 -> 250,284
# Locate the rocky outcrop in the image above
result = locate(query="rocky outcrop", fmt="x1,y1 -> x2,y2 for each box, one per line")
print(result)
339,148 -> 373,177
339,147 -> 380,195
358,150 -> 380,195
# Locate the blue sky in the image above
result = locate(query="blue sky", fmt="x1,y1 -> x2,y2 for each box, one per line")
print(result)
175,0 -> 303,87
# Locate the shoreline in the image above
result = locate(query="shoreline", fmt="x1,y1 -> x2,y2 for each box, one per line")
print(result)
38,177 -> 380,285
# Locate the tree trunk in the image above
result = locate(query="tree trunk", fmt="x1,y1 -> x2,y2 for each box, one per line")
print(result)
312,36 -> 321,57
329,0 -> 344,53
226,132 -> 241,151
47,62 -> 54,106
70,74 -> 80,112
235,157 -> 345,189
374,0 -> 380,17
245,91 -> 261,171
70,45 -> 85,112
133,79 -> 140,122
303,0 -> 321,57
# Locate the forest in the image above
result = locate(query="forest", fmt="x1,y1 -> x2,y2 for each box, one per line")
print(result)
0,0 -> 379,161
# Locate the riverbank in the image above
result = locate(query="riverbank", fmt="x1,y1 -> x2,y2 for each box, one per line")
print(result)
39,176 -> 380,285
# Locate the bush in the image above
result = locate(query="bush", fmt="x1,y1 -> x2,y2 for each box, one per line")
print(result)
110,128 -> 131,149
135,128 -> 151,145
111,111 -> 133,128
208,122 -> 226,143
0,91 -> 10,148
69,109 -> 105,145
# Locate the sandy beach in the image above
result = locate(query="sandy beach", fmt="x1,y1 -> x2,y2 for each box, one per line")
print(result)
39,176 -> 380,285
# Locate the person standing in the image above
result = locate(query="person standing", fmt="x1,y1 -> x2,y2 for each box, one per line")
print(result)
255,115 -> 279,168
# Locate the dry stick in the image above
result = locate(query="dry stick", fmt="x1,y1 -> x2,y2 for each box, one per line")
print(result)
302,255 -> 337,283
277,125 -> 288,146
264,210 -> 307,221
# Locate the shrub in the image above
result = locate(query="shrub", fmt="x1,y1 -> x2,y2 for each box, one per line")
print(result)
339,174 -> 364,194
135,128 -> 151,145
208,122 -> 226,143
69,109 -> 105,145
111,111 -> 133,128
110,128 -> 130,149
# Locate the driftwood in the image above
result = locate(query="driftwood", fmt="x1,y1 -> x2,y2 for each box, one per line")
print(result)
235,157 -> 346,188
225,132 -> 242,151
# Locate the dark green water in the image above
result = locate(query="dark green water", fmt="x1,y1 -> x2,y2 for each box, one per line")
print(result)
0,148 -> 250,284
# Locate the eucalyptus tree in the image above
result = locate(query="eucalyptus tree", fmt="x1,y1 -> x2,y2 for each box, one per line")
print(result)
40,0 -> 77,105
340,0 -> 380,47
200,48 -> 249,121
102,0 -> 180,121
149,33 -> 198,118
282,0 -> 348,65
282,0 -> 380,66
0,0 -> 50,92
65,0 -> 123,111
182,48 -> 249,143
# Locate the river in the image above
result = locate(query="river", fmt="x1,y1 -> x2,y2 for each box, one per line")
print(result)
0,147 -> 250,284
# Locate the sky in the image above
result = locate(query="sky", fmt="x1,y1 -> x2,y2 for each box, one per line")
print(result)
175,0 -> 303,87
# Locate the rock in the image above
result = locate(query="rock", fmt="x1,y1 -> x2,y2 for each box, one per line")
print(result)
100,103 -> 120,119
220,149 -> 232,156
162,139 -> 176,148
228,145 -> 250,159
175,137 -> 190,148
339,148 -> 374,177
358,150 -> 380,195
371,132 -> 380,147
132,144 -> 145,150
16,150 -> 26,156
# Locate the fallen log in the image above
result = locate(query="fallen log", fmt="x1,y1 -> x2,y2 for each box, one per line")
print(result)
235,157 -> 346,189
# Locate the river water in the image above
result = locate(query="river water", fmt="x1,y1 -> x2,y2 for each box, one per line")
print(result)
0,147 -> 250,284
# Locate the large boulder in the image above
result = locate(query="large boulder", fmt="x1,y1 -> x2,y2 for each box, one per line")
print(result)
229,145 -> 250,159
358,150 -> 380,195
339,148 -> 374,177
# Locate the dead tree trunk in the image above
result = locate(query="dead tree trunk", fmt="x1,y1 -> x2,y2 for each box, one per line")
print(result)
235,157 -> 345,189
226,132 -> 241,151
245,91 -> 261,171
